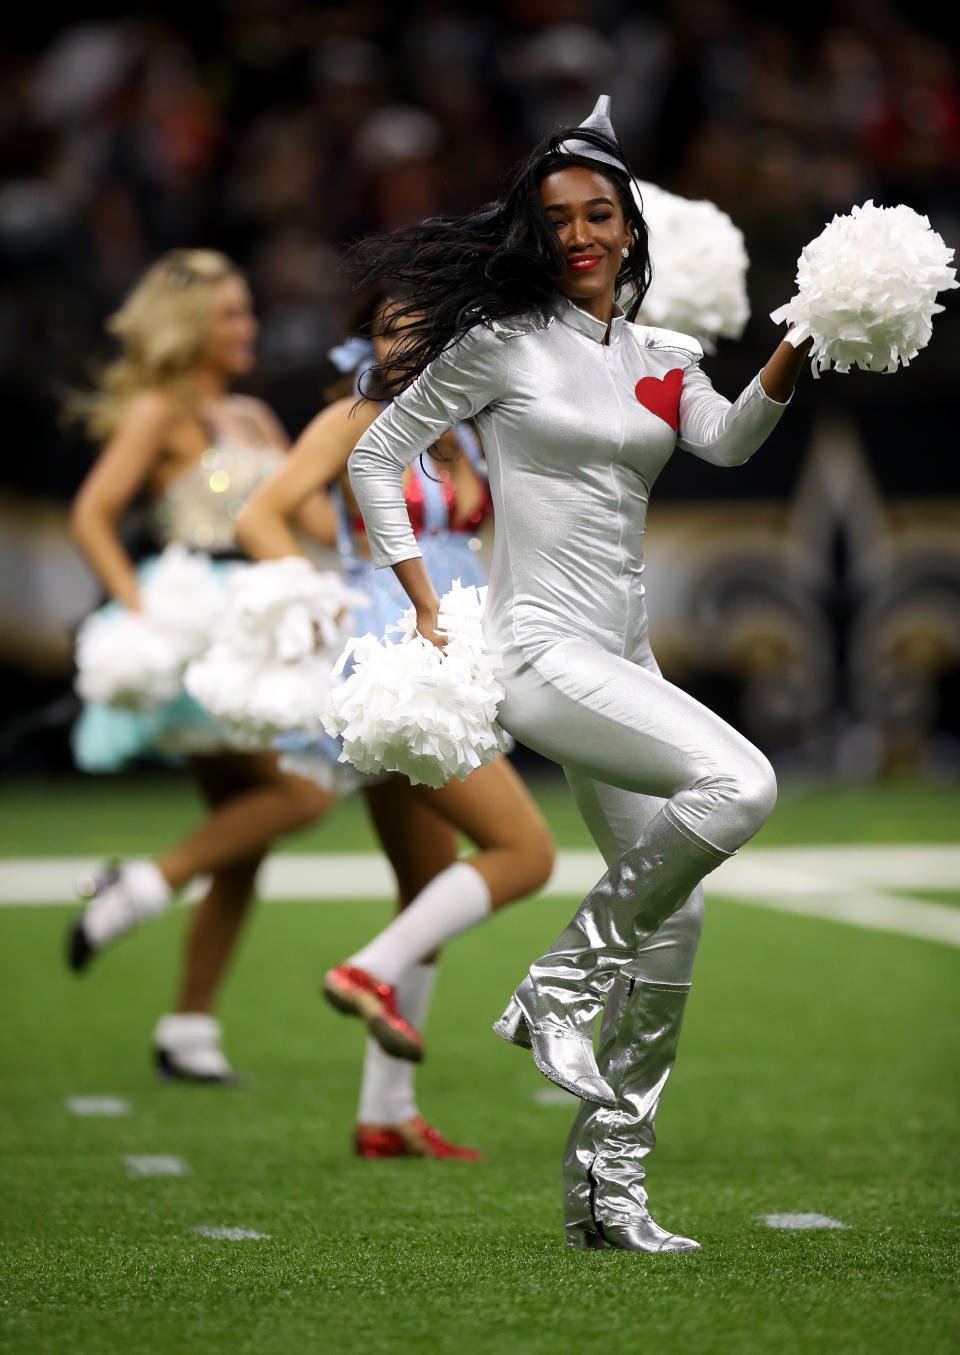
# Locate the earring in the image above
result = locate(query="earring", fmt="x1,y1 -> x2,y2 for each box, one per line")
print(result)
621,246 -> 630,258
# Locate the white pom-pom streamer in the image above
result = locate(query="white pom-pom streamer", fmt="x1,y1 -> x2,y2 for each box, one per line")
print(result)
770,200 -> 958,376
322,580 -> 509,789
623,180 -> 750,351
75,612 -> 186,708
184,558 -> 366,744
138,544 -> 227,652
74,544 -> 225,710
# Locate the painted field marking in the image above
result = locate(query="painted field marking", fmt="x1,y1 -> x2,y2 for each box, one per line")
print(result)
533,1087 -> 578,1105
3,847 -> 959,947
190,1226 -> 270,1241
66,1095 -> 131,1117
124,1155 -> 190,1178
759,1213 -> 848,1230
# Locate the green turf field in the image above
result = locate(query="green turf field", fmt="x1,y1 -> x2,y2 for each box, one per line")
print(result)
1,774 -> 958,1355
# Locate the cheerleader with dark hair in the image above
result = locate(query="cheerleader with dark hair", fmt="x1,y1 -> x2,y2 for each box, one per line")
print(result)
237,297 -> 555,1160
341,97 -> 813,1251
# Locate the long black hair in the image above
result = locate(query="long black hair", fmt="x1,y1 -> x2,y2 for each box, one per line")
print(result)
347,124 -> 651,401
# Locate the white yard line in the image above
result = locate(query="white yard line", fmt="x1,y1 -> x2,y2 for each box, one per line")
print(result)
189,1226 -> 270,1241
2,846 -> 959,946
532,1087 -> 578,1106
759,1213 -> 848,1230
66,1096 -> 131,1117
124,1155 -> 190,1178
719,886 -> 960,947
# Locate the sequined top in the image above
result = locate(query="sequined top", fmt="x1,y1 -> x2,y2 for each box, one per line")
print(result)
348,296 -> 790,660
152,440 -> 284,553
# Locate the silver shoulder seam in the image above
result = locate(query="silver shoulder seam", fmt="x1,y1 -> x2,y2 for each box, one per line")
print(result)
487,312 -> 553,342
628,323 -> 703,361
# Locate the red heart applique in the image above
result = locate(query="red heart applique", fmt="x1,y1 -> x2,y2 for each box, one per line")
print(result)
634,367 -> 683,430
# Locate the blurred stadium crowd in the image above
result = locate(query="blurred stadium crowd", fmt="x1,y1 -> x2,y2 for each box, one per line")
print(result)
1,1 -> 959,776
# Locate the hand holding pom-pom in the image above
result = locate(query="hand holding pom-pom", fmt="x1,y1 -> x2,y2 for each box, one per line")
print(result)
322,581 -> 509,789
770,201 -> 958,376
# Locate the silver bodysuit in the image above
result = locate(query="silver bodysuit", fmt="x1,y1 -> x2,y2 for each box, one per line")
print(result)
350,294 -> 792,1246
349,294 -> 787,855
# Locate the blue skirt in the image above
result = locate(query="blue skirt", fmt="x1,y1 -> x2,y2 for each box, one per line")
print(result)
348,532 -> 487,637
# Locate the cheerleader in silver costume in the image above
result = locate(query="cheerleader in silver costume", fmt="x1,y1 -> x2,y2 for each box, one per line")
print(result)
343,98 -> 813,1251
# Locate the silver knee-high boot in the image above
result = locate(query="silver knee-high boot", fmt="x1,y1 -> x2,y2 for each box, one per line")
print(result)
494,809 -> 725,1104
563,973 -> 699,1252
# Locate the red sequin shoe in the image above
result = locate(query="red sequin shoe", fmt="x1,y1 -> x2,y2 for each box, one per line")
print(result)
355,1117 -> 485,1161
323,964 -> 424,1062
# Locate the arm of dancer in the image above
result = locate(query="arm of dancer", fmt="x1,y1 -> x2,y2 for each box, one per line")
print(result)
236,396 -> 378,561
347,326 -> 509,645
236,394 -> 339,548
678,333 -> 813,467
68,391 -> 179,610
292,491 -> 339,548
386,428 -> 489,636
348,325 -> 508,570
436,428 -> 489,528
760,336 -> 812,403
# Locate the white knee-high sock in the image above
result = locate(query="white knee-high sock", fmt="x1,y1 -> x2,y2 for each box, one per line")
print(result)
347,862 -> 491,985
357,963 -> 437,1124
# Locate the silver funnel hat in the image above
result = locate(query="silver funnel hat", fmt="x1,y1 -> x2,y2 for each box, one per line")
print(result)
557,95 -> 629,175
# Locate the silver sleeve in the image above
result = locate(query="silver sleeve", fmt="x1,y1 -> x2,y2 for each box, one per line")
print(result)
348,325 -> 510,569
677,365 -> 790,468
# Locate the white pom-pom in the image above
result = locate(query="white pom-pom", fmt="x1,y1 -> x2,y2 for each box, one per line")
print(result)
624,180 -> 750,351
184,558 -> 366,744
770,200 -> 958,376
75,611 -> 186,708
75,545 -> 225,709
322,580 -> 509,789
139,544 -> 227,655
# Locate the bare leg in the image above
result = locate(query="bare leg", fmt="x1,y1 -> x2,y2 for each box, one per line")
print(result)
152,754 -> 330,1082
68,753 -> 332,992
170,753 -> 334,1012
339,756 -> 554,983
413,756 -> 555,907
326,756 -> 555,1057
156,751 -> 333,890
363,776 -> 459,923
172,756 -> 267,1012
174,855 -> 264,1012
